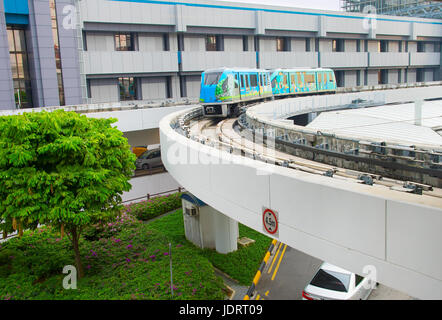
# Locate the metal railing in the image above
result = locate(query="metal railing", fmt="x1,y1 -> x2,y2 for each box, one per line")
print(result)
122,187 -> 186,204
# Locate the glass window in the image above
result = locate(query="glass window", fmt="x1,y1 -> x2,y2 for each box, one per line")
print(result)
250,74 -> 258,87
355,274 -> 364,287
7,26 -> 33,109
243,36 -> 248,52
310,269 -> 351,293
305,73 -> 315,84
206,35 -> 217,51
305,38 -> 311,52
204,72 -> 223,86
277,37 -> 287,52
332,39 -> 345,52
50,0 -> 65,106
119,77 -> 138,101
115,33 -> 134,51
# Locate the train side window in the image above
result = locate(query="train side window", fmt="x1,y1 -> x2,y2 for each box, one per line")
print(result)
234,74 -> 239,88
291,74 -> 295,86
305,73 -> 315,84
297,73 -> 303,87
283,74 -> 287,86
250,74 -> 258,87
318,73 -> 322,83
247,75 -> 251,88
241,75 -> 245,88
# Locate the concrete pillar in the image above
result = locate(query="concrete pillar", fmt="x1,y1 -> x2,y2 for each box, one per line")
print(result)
213,208 -> 238,254
182,195 -> 238,254
55,0 -> 84,106
27,0 -> 60,108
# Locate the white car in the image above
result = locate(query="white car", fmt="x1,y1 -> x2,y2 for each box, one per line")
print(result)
302,262 -> 374,300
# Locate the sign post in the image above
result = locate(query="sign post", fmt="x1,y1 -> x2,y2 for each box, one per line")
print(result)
262,207 -> 279,237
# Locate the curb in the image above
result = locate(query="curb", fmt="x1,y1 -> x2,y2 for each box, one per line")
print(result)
243,239 -> 278,300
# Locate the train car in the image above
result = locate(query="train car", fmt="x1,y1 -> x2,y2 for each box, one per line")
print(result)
200,68 -> 272,117
270,68 -> 337,97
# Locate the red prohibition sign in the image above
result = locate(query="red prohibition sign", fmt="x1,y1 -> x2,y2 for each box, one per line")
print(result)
263,208 -> 278,235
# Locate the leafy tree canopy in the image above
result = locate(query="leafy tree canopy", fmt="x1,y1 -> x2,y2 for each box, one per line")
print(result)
0,110 -> 136,276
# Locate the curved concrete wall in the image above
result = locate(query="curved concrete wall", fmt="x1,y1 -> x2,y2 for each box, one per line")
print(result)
160,108 -> 442,299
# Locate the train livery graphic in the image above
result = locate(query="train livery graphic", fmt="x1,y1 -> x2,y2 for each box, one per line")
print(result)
200,67 -> 337,118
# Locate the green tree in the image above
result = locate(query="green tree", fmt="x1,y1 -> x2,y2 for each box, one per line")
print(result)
0,110 -> 136,278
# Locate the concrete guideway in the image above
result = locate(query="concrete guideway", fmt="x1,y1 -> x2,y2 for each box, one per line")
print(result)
160,87 -> 442,300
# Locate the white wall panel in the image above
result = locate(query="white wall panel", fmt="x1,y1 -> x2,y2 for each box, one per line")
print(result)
387,201 -> 442,282
83,51 -> 179,74
89,78 -> 118,104
86,32 -> 115,51
321,52 -> 368,68
141,77 -> 167,100
181,51 -> 256,71
369,52 -> 409,67
186,75 -> 201,98
260,52 -> 318,69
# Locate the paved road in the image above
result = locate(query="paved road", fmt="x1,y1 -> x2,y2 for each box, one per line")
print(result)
251,242 -> 414,300
253,243 -> 322,300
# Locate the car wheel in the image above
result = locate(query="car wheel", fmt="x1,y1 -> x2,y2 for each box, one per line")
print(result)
142,164 -> 150,170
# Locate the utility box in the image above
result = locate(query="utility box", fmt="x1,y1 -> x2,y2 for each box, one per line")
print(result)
181,193 -> 238,254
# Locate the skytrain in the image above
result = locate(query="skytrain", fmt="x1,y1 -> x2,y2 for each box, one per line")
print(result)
200,67 -> 337,118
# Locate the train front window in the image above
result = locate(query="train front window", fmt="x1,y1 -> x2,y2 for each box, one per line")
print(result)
204,72 -> 223,85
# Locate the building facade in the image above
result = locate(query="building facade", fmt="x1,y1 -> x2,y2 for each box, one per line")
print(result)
0,0 -> 441,110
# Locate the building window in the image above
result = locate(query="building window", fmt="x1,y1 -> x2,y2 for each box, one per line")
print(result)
417,42 -> 425,53
50,0 -> 65,106
119,77 -> 138,101
86,79 -> 92,99
379,40 -> 388,52
332,39 -> 345,52
243,36 -> 249,52
115,33 -> 135,51
356,70 -> 361,86
7,27 -> 33,109
356,40 -> 361,52
379,69 -> 388,84
277,37 -> 290,52
305,38 -> 311,52
206,35 -> 223,51
163,34 -> 170,51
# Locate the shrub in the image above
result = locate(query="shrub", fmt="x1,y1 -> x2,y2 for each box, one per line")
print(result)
125,193 -> 182,221
0,212 -> 225,300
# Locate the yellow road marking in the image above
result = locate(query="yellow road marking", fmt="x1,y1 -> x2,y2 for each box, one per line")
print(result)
265,291 -> 269,296
271,244 -> 287,281
255,294 -> 260,300
267,242 -> 282,274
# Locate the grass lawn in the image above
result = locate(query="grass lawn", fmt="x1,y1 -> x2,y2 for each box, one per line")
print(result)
146,210 -> 272,286
0,197 -> 271,300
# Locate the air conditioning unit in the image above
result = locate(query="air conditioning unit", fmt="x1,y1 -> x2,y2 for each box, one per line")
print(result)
185,207 -> 198,216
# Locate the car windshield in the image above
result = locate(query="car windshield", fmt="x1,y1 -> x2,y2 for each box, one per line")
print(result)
310,269 -> 351,292
204,72 -> 223,85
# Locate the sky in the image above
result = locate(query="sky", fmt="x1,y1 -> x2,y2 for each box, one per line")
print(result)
215,0 -> 342,11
